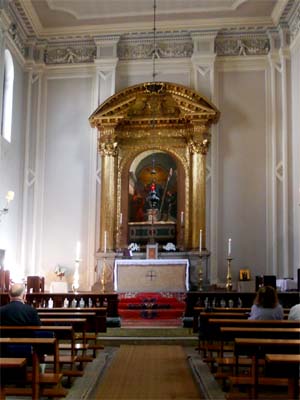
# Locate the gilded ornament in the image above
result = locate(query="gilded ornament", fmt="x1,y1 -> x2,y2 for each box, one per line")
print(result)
99,141 -> 118,157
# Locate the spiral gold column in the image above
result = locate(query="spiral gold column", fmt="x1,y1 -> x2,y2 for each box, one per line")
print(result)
99,126 -> 118,252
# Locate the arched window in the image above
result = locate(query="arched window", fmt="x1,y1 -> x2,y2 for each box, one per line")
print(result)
1,49 -> 14,142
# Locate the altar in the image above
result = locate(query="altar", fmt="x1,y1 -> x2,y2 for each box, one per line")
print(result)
114,259 -> 189,292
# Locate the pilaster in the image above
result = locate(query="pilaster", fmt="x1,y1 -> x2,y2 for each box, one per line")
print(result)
191,31 -> 218,283
91,37 -> 119,287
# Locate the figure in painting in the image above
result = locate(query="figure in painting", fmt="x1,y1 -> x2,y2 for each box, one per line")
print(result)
129,152 -> 177,223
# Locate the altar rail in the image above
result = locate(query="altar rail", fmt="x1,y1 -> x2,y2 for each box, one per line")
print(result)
0,292 -> 119,318
184,291 -> 300,320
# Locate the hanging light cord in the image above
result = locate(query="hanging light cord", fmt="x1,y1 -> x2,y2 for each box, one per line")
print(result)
152,0 -> 157,82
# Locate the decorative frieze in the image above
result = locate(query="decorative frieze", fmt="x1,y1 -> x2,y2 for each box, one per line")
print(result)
45,45 -> 96,64
118,39 -> 193,60
215,36 -> 270,56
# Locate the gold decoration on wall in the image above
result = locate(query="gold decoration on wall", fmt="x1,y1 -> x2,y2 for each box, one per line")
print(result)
89,81 -> 220,251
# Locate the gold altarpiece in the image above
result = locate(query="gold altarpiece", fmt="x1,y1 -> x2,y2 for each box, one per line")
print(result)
89,82 -> 220,253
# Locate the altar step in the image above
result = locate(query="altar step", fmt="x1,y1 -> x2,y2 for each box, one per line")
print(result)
118,308 -> 185,319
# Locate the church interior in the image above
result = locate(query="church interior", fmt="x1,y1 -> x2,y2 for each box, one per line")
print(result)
0,0 -> 300,399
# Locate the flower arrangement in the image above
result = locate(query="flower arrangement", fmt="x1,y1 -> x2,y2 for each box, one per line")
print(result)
128,243 -> 140,252
163,242 -> 176,251
54,265 -> 66,280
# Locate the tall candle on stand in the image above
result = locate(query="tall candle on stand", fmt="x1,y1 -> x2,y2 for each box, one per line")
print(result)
120,213 -> 123,225
199,229 -> 202,254
104,231 -> 107,253
228,238 -> 232,258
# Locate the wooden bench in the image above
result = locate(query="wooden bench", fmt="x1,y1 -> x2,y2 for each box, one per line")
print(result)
265,354 -> 300,399
38,308 -> 106,355
0,358 -> 27,400
0,337 -> 66,400
214,327 -> 300,382
230,338 -> 300,399
0,325 -> 82,385
200,318 -> 300,370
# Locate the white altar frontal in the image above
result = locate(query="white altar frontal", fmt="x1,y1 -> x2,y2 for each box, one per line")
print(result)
114,259 -> 189,292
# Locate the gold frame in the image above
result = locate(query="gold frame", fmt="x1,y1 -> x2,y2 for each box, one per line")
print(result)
239,268 -> 251,281
89,81 -> 220,251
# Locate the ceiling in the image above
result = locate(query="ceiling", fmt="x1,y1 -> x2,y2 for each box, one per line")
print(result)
19,0 -> 287,38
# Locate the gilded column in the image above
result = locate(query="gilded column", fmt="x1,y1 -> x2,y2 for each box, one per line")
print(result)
188,125 -> 210,250
99,125 -> 118,252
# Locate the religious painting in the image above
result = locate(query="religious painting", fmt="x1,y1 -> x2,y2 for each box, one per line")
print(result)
128,151 -> 178,223
146,244 -> 158,259
239,268 -> 251,281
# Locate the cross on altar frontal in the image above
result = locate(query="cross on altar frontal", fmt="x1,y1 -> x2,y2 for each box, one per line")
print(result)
146,270 -> 157,281
114,259 -> 189,292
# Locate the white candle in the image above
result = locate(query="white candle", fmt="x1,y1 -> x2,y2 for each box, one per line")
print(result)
180,211 -> 184,225
228,238 -> 232,257
104,231 -> 107,253
199,229 -> 202,253
120,213 -> 123,225
76,241 -> 81,260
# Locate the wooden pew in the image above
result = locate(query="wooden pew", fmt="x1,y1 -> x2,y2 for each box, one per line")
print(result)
0,337 -> 66,400
0,325 -> 81,385
200,318 -> 300,369
198,313 -> 249,357
37,307 -> 106,355
0,358 -> 27,400
214,327 -> 300,382
265,354 -> 300,400
231,338 -> 300,399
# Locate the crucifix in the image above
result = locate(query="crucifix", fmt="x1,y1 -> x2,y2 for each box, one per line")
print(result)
146,270 -> 157,281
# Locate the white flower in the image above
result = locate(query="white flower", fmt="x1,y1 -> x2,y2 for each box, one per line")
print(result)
128,243 -> 140,252
54,265 -> 66,276
163,242 -> 176,251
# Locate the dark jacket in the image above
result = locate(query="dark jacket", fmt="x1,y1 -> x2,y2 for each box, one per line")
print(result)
0,300 -> 41,326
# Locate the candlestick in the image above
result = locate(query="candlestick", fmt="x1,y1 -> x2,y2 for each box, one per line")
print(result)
198,255 -> 203,291
228,238 -> 232,257
180,211 -> 184,225
75,241 -> 81,261
120,212 -> 123,225
226,257 -> 233,291
199,229 -> 202,254
104,231 -> 107,253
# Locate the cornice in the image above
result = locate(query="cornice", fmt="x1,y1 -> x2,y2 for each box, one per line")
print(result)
5,1 -> 300,66
271,0 -> 289,25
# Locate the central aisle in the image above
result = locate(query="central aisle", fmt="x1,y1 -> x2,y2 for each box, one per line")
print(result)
94,345 -> 202,399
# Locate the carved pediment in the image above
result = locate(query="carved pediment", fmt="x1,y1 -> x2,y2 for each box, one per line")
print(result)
89,81 -> 220,134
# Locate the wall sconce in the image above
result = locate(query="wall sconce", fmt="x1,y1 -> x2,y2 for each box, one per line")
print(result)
0,191 -> 15,222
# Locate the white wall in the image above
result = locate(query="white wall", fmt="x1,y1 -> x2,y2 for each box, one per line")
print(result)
40,75 -> 93,289
218,69 -> 267,281
0,52 -> 26,278
290,35 -> 300,279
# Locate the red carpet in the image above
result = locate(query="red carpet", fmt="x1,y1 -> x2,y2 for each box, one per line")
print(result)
118,292 -> 186,327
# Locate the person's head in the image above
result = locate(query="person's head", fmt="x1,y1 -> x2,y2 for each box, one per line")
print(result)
9,283 -> 26,302
254,286 -> 279,308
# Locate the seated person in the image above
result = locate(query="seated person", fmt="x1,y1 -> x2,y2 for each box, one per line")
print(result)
288,303 -> 300,320
0,284 -> 52,362
248,286 -> 284,320
0,283 -> 41,326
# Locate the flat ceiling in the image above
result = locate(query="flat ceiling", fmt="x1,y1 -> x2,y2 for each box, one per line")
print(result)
19,0 -> 284,37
